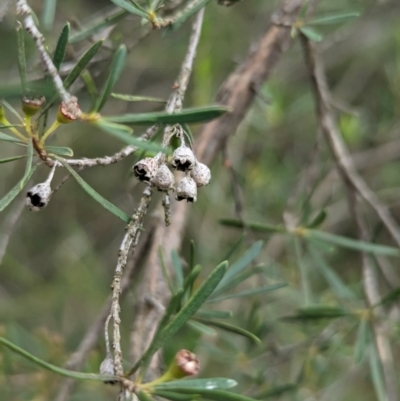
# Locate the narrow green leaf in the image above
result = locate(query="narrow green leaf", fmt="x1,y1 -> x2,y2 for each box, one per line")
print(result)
0,141 -> 35,212
164,389 -> 256,401
55,156 -> 130,223
374,287 -> 400,308
219,219 -> 286,233
369,340 -> 387,401
167,0 -> 212,32
187,320 -> 217,336
0,155 -> 26,164
136,262 -> 228,379
307,209 -> 327,229
0,132 -> 25,144
106,106 -> 230,125
2,100 -> 23,122
255,384 -> 297,399
308,244 -> 356,300
216,241 -> 263,290
196,309 -> 233,319
305,229 -> 400,257
183,264 -> 202,296
110,0 -> 149,18
95,119 -> 166,153
80,69 -> 98,112
64,40 -> 104,89
299,26 -> 323,42
309,11 -> 360,25
159,247 -> 175,294
209,283 -> 287,303
194,318 -> 260,344
45,145 -> 74,157
137,390 -> 158,401
153,390 -> 201,401
222,234 -> 246,262
151,378 -> 237,391
95,45 -> 127,112
69,10 -> 129,44
16,22 -> 27,95
0,336 -> 115,381
41,0 -> 57,30
112,93 -> 166,103
281,306 -> 351,321
354,318 -> 369,364
171,249 -> 184,289
53,23 -> 70,70
190,240 -> 195,271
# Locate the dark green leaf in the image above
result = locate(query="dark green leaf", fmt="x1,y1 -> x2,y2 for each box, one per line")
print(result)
16,22 -> 27,95
153,390 -> 201,401
194,318 -> 260,344
151,378 -> 237,391
0,155 -> 26,164
306,229 -> 400,257
112,93 -> 166,103
55,156 -> 130,223
222,234 -> 245,262
299,26 -> 323,42
106,105 -> 230,125
374,287 -> 400,308
196,310 -> 233,319
69,10 -> 129,43
166,0 -> 212,32
53,23 -> 70,70
369,340 -> 387,401
307,209 -> 327,229
171,249 -> 184,289
187,320 -> 217,336
0,336 -> 118,382
95,119 -> 166,153
110,0 -> 148,18
95,45 -> 127,112
183,265 -> 202,296
137,390 -> 158,401
354,317 -> 369,364
309,12 -> 360,25
45,146 -> 74,157
0,140 -> 36,212
255,384 -> 297,399
80,69 -> 98,111
281,306 -> 351,321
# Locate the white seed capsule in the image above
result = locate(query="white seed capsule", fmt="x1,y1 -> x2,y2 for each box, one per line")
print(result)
26,183 -> 52,211
100,356 -> 117,385
171,145 -> 196,172
176,177 -> 197,203
191,161 -> 211,187
133,157 -> 159,182
152,164 -> 175,191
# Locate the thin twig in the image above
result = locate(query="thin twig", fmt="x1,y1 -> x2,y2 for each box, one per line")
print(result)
301,33 -> 398,401
16,0 -> 72,105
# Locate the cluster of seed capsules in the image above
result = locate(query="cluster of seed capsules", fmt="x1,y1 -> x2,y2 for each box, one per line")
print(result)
132,134 -> 211,202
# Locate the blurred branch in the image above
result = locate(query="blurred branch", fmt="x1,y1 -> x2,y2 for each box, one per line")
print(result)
301,34 -> 398,401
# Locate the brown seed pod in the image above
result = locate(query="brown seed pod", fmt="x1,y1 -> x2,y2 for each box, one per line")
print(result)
99,356 -> 118,385
175,349 -> 200,377
191,161 -> 211,187
152,163 -> 175,191
176,177 -> 197,203
133,157 -> 159,182
57,96 -> 81,123
26,183 -> 52,211
171,145 -> 196,172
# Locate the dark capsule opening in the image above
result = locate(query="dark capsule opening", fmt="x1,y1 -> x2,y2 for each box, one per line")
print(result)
27,192 -> 43,207
134,166 -> 150,181
174,160 -> 192,171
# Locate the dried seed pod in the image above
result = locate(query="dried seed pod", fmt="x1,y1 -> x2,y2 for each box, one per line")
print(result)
171,145 -> 196,172
99,356 -> 118,385
57,96 -> 81,123
174,349 -> 200,377
21,95 -> 46,116
191,161 -> 211,187
176,177 -> 197,203
133,157 -> 159,182
152,163 -> 175,191
26,183 -> 52,211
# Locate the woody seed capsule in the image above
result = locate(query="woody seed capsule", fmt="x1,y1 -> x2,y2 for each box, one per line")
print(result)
26,182 -> 52,211
191,161 -> 211,187
99,356 -> 118,385
133,157 -> 159,182
176,176 -> 197,203
21,95 -> 46,116
152,163 -> 175,191
171,145 -> 196,172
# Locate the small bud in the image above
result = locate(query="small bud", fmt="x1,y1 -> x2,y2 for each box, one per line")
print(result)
100,356 -> 118,385
57,96 -> 81,123
176,177 -> 197,203
174,349 -> 200,377
21,95 -> 46,116
191,161 -> 211,187
171,145 -> 196,172
133,157 -> 159,182
26,183 -> 51,211
152,164 -> 175,191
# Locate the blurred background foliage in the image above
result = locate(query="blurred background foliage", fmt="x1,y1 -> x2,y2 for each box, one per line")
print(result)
1,0 -> 400,400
